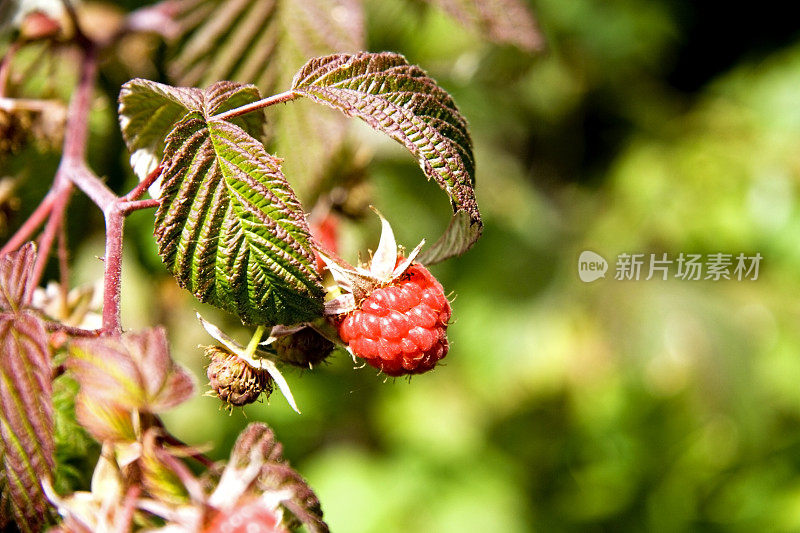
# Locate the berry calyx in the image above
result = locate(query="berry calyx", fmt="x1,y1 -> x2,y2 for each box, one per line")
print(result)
338,261 -> 450,376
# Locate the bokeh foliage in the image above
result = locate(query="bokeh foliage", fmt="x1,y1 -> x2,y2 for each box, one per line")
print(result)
5,0 -> 800,531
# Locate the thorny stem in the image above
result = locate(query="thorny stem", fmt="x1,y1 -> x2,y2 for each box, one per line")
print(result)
209,90 -> 300,122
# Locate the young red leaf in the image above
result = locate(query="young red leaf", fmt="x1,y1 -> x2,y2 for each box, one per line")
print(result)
0,242 -> 36,312
68,327 -> 195,415
0,312 -> 55,532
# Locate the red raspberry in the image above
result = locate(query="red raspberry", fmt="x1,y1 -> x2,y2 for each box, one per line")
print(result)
204,499 -> 287,533
337,262 -> 451,376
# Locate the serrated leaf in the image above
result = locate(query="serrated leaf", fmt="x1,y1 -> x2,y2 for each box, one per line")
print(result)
0,242 -> 36,312
156,99 -> 323,326
118,78 -> 266,183
167,0 -> 364,197
422,0 -> 544,51
0,312 -> 55,532
292,52 -> 482,262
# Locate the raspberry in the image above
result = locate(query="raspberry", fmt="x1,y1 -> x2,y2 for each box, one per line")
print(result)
204,498 -> 287,533
337,262 -> 451,376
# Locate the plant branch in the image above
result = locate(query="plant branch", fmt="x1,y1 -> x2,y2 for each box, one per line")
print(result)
121,165 -> 161,202
208,90 -> 300,122
101,205 -> 124,334
0,191 -> 56,256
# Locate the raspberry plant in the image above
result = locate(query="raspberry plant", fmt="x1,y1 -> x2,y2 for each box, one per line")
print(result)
0,0 -> 540,531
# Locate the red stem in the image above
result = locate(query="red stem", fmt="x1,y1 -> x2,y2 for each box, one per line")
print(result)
209,90 -> 300,122
0,191 -> 56,255
122,165 -> 162,202
102,205 -> 124,334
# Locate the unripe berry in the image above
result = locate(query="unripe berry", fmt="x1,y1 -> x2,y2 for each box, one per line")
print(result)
206,346 -> 272,406
271,327 -> 334,368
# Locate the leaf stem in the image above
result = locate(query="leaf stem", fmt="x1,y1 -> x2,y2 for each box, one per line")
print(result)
208,90 -> 300,122
245,325 -> 266,359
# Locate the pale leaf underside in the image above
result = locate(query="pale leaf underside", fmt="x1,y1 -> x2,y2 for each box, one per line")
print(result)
0,312 -> 55,533
292,52 -> 482,262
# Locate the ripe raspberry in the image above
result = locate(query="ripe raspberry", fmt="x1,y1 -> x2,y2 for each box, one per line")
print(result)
204,498 -> 287,533
337,262 -> 451,376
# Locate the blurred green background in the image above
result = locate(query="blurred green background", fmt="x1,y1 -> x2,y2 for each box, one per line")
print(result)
7,0 -> 800,531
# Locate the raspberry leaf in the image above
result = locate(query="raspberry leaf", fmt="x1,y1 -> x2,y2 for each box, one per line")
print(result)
167,0 -> 364,198
421,0 -> 544,52
68,328 -> 195,416
157,116 -> 324,326
118,78 -> 265,184
120,79 -> 324,325
0,312 -> 56,532
291,52 -> 482,263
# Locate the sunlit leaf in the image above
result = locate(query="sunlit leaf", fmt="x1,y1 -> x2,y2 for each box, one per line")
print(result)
166,0 -> 365,197
0,312 -> 55,532
292,52 -> 482,262
120,79 -> 324,324
422,0 -> 544,51
156,107 -> 323,325
118,78 -> 265,183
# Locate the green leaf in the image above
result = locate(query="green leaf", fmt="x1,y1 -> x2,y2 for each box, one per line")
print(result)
0,312 -> 55,532
421,0 -> 544,51
118,78 -> 265,182
291,52 -> 482,262
166,0 -> 365,197
155,91 -> 323,325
